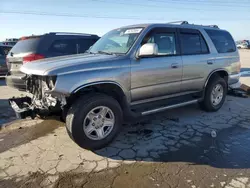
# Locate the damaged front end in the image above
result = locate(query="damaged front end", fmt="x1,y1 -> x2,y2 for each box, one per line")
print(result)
9,75 -> 66,119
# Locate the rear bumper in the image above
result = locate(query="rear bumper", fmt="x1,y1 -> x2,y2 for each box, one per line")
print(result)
5,73 -> 26,91
228,73 -> 240,85
229,81 -> 241,89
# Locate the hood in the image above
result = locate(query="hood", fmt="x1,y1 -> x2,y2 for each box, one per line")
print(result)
20,53 -> 121,76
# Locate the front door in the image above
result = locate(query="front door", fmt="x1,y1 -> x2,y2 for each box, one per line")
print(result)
131,27 -> 183,102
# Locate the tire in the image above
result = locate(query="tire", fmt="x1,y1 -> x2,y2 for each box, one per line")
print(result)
66,93 -> 123,150
200,75 -> 227,112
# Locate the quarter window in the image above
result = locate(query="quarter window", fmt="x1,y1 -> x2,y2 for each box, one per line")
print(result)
180,31 -> 209,55
205,29 -> 236,53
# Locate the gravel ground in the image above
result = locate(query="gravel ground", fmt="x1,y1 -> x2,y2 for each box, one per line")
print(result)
0,50 -> 249,188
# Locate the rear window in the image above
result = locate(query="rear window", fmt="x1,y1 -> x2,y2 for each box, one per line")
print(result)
9,37 -> 40,54
205,29 -> 236,53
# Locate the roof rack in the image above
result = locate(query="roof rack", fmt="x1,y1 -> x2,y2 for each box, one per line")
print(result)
167,21 -> 189,25
204,25 -> 219,28
167,21 -> 219,28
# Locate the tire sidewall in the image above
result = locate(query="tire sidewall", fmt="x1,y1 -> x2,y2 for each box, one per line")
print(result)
206,77 -> 227,111
68,95 -> 122,150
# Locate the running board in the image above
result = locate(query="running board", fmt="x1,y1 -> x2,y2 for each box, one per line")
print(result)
141,99 -> 198,116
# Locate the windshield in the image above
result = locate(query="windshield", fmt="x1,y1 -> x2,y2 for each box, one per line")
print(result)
90,27 -> 144,54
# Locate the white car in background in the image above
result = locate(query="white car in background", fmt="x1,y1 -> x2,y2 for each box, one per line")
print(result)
236,40 -> 250,49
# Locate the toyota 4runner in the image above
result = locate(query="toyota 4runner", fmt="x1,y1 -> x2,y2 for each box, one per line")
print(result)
9,21 -> 241,150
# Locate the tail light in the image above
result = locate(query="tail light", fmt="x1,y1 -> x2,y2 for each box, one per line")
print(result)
23,54 -> 45,64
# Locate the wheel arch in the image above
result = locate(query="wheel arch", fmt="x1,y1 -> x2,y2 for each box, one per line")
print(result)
204,69 -> 229,88
69,81 -> 130,110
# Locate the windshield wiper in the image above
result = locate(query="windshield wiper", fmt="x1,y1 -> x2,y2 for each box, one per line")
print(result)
85,51 -> 95,54
97,51 -> 113,55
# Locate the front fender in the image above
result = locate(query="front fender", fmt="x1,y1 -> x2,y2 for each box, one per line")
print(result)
52,64 -> 131,101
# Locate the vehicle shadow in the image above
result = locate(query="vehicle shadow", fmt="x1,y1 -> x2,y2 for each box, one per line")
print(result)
0,117 -> 64,153
0,99 -> 17,127
0,96 -> 250,170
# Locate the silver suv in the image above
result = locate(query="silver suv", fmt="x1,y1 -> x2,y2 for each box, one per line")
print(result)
9,21 -> 241,150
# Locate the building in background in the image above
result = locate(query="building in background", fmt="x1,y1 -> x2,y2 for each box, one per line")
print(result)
1,38 -> 19,47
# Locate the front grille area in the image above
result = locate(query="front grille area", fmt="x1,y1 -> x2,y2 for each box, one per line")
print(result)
26,75 -> 43,99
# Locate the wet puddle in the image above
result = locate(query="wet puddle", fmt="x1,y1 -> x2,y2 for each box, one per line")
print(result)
158,125 -> 250,169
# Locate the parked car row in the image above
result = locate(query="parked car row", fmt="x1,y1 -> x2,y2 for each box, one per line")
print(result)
8,21 -> 241,150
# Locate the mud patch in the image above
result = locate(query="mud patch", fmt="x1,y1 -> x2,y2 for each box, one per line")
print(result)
2,162 -> 250,188
0,119 -> 64,153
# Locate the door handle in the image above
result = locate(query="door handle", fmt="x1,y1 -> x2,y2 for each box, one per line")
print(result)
207,60 -> 213,65
171,63 -> 179,68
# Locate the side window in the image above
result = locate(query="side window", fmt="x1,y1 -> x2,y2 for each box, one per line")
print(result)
180,31 -> 209,55
77,38 -> 98,53
205,29 -> 236,53
49,39 -> 76,54
142,31 -> 177,55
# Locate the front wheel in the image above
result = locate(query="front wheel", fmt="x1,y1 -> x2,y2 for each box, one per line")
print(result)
66,93 -> 123,150
200,75 -> 227,112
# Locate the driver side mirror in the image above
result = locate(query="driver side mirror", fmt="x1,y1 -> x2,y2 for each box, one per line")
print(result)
138,43 -> 158,58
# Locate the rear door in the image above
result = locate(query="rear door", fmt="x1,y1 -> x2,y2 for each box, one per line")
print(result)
179,28 -> 212,92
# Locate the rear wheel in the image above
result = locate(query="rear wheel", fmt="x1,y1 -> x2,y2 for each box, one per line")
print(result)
200,75 -> 227,112
66,93 -> 123,150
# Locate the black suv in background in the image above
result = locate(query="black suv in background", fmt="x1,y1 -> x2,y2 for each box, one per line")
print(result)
0,45 -> 12,76
6,32 -> 99,90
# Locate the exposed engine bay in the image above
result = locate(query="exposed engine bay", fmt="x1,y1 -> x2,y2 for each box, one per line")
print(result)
26,75 -> 59,108
9,75 -> 66,119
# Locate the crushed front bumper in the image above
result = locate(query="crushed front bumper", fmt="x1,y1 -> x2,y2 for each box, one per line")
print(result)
9,97 -> 36,119
9,96 -> 62,119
